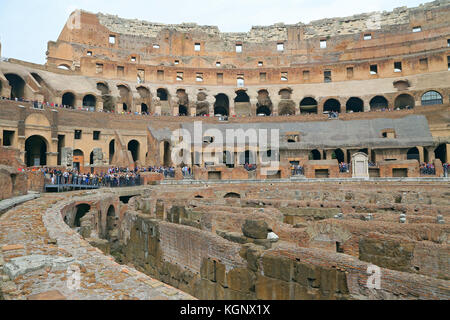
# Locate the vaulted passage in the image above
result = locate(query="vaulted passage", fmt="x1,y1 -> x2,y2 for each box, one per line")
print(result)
370,96 -> 389,110
300,97 -> 318,114
435,144 -> 447,163
157,88 -> 168,101
62,92 -> 75,108
407,147 -> 420,162
256,90 -> 272,116
5,74 -> 25,99
74,204 -> 91,228
395,94 -> 415,109
128,140 -> 140,162
324,99 -> 341,113
309,149 -> 321,160
214,94 -> 229,116
346,97 -> 364,113
83,94 -> 96,110
25,135 -> 47,167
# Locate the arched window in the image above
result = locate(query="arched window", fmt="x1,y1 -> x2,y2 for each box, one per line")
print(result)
346,97 -> 364,113
62,92 -> 75,108
300,97 -> 318,114
82,95 -> 96,111
370,96 -> 388,110
394,94 -> 414,109
421,91 -> 443,106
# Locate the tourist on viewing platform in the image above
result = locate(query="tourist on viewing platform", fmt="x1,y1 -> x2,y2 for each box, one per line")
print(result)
420,162 -> 436,175
339,162 -> 350,173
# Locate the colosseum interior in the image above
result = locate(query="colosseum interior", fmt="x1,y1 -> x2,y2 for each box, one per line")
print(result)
0,0 -> 449,302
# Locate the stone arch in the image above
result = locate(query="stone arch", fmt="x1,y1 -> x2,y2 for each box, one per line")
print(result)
196,91 -> 209,116
5,73 -> 25,99
407,147 -> 420,162
117,84 -> 132,112
394,94 -> 415,109
323,99 -> 341,113
434,144 -> 447,163
224,192 -> 241,199
62,92 -> 76,108
157,88 -> 169,101
235,90 -> 250,103
300,97 -> 318,114
214,93 -> 229,116
256,90 -> 272,116
30,73 -> 44,86
333,148 -> 345,163
176,89 -> 189,116
278,88 -> 292,99
25,135 -> 48,167
97,82 -> 114,112
57,64 -> 71,70
346,97 -> 364,113
82,94 -> 96,110
25,113 -> 51,127
309,149 -> 321,160
421,90 -> 443,106
128,140 -> 140,162
370,96 -> 389,110
234,89 -> 251,116
74,204 -> 91,228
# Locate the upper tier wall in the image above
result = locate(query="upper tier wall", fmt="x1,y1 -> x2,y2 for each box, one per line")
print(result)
46,0 -> 450,77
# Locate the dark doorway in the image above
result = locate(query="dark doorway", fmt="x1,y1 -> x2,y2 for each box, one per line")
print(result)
5,74 -> 25,99
25,135 -> 47,167
214,94 -> 229,116
62,92 -> 75,108
128,140 -> 140,162
74,204 -> 91,228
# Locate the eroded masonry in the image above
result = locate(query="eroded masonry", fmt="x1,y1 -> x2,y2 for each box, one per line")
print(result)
0,0 -> 449,300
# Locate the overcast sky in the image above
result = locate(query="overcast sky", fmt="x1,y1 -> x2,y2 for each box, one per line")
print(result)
0,0 -> 427,64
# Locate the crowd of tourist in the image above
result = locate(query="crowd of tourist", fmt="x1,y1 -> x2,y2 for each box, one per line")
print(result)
291,165 -> 304,176
339,162 -> 350,173
31,165 -> 182,188
420,162 -> 436,175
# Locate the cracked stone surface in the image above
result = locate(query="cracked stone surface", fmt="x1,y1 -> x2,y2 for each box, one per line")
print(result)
0,193 -> 195,300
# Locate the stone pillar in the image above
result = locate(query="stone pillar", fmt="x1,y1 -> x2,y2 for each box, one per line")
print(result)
426,147 -> 435,162
250,97 -> 258,116
417,146 -> 425,163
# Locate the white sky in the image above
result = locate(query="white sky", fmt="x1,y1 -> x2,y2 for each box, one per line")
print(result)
0,0 -> 427,64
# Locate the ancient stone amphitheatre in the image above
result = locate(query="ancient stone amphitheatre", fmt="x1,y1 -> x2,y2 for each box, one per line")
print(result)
0,0 -> 449,301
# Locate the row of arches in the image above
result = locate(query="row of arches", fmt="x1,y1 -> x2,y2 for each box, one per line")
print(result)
20,134 -> 450,168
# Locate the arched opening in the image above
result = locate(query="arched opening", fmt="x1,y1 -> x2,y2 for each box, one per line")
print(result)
97,82 -> 114,112
300,97 -> 318,114
309,150 -> 321,160
105,205 -> 116,239
122,103 -> 128,112
434,144 -> 447,163
333,149 -> 345,163
323,99 -> 341,113
278,88 -> 292,100
278,101 -> 296,116
256,90 -> 272,116
163,141 -> 171,166
394,94 -> 415,109
57,64 -> 70,71
74,204 -> 91,228
370,96 -> 389,110
62,92 -> 75,108
421,91 -> 443,106
128,140 -> 140,162
82,94 -> 96,111
346,97 -> 364,113
214,93 -> 229,116
179,105 -> 188,116
5,74 -> 25,99
196,92 -> 209,116
157,88 -> 168,101
141,103 -> 149,114
224,192 -> 241,199
235,90 -> 250,103
25,135 -> 47,167
89,151 -> 94,165
256,105 -> 271,116
109,140 -> 115,164
407,147 -> 420,162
